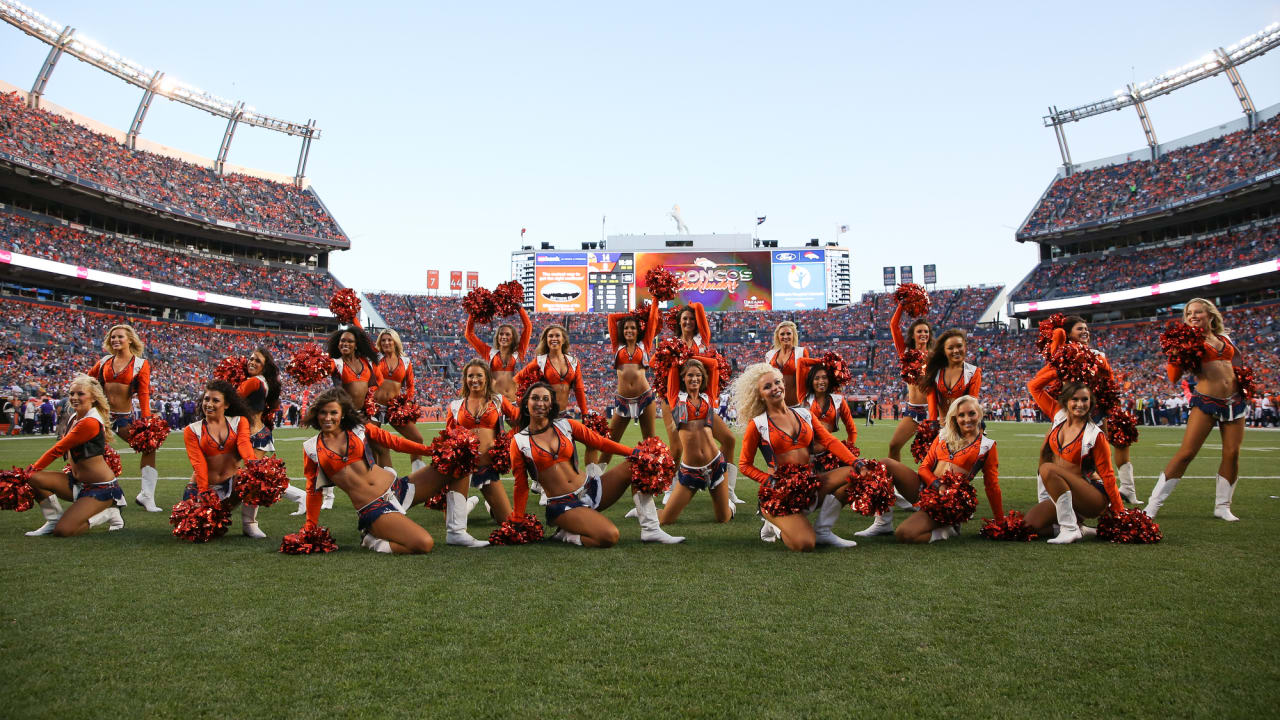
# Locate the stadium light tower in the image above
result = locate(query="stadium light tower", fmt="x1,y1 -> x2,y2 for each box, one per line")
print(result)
1042,22 -> 1280,171
0,0 -> 322,186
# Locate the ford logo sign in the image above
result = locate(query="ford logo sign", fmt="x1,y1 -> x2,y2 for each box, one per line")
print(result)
774,252 -> 796,261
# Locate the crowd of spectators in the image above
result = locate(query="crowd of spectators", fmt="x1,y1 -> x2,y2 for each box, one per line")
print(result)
1022,115 -> 1280,235
0,92 -> 344,241
1012,223 -> 1280,301
0,209 -> 341,305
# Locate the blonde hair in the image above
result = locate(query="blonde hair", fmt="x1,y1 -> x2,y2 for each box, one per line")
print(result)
101,324 -> 144,357
376,328 -> 404,358
733,362 -> 781,424
68,373 -> 114,442
678,358 -> 709,394
938,395 -> 983,453
534,325 -> 572,356
1184,298 -> 1227,336
458,359 -> 494,399
772,321 -> 799,350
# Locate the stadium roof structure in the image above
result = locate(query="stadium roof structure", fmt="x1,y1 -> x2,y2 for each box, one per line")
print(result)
1043,22 -> 1280,168
0,0 -> 320,185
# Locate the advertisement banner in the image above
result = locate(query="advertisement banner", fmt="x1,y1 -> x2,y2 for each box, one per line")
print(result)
770,249 -> 826,310
534,252 -> 588,312
883,266 -> 896,287
635,251 -> 772,311
900,266 -> 914,285
466,272 -> 479,290
587,252 -> 634,313
923,264 -> 937,285
427,270 -> 439,290
449,271 -> 463,292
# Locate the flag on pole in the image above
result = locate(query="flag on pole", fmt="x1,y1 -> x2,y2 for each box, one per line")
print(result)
756,216 -> 767,225
839,224 -> 849,233
521,228 -> 527,237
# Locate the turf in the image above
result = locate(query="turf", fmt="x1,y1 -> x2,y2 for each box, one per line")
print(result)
0,420 -> 1276,719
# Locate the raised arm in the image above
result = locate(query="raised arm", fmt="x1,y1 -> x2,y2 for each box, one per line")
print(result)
980,443 -> 1002,517
30,417 -> 103,470
890,303 -> 906,355
643,301 -> 660,348
516,307 -> 533,358
691,302 -> 712,346
737,422 -> 771,484
569,419 -> 632,457
607,312 -> 624,351
465,316 -> 492,357
694,354 -> 721,401
184,426 -> 210,492
1027,364 -> 1060,418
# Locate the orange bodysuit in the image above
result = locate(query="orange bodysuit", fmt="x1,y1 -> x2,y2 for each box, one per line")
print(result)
915,433 -> 1002,517
928,363 -> 981,419
376,356 -> 415,398
608,302 -> 660,368
89,354 -> 152,417
738,407 -> 859,483
466,308 -> 533,373
515,355 -> 588,412
1028,364 -> 1125,513
805,393 -> 857,443
301,423 -> 432,526
31,413 -> 107,469
508,418 -> 632,515
183,416 -> 253,491
447,395 -> 519,431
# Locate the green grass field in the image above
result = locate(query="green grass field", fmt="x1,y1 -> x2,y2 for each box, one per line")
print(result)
0,420 -> 1276,719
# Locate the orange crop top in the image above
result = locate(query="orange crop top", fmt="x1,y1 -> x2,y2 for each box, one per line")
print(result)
184,416 -> 253,491
447,395 -> 519,431
666,354 -> 721,427
89,354 -> 152,417
928,363 -> 981,420
766,346 -> 810,389
737,408 -> 858,483
806,393 -> 857,443
466,308 -> 533,373
916,434 -> 1002,517
31,414 -> 107,470
515,355 -> 588,412
508,418 -> 632,515
674,302 -> 712,353
301,423 -> 432,526
1165,332 -> 1237,383
329,356 -> 379,387
376,356 -> 415,398
609,302 -> 660,369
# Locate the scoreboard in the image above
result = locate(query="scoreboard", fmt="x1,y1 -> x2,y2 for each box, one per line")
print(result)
588,252 -> 633,313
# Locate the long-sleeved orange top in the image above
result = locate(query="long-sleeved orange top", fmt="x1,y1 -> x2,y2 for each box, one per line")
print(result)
676,302 -> 713,354
1165,331 -> 1237,383
466,308 -> 533,373
804,392 -> 857,443
608,302 -> 660,368
928,363 -> 981,420
236,375 -> 272,413
1028,364 -> 1125,513
508,418 -> 632,515
31,412 -> 107,470
376,356 -> 415,398
328,356 -> 381,387
184,416 -> 253,492
301,423 -> 432,527
890,303 -> 910,356
88,354 -> 152,417
766,346 -> 810,392
447,394 -> 519,431
915,433 -> 1002,517
738,408 -> 859,483
666,354 -> 720,426
515,355 -> 588,412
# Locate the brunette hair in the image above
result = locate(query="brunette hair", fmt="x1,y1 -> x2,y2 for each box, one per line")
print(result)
303,387 -> 367,431
516,381 -> 561,430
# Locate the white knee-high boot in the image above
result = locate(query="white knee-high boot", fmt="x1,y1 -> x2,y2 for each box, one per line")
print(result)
25,495 -> 63,536
1047,491 -> 1082,544
726,465 -> 744,504
854,508 -> 894,537
929,525 -> 957,543
1035,474 -> 1050,504
813,495 -> 857,548
445,491 -> 488,547
283,484 -> 308,516
321,486 -> 335,509
136,466 -> 161,512
241,504 -> 266,538
87,507 -> 125,531
1117,463 -> 1142,504
1145,473 -> 1180,518
634,492 -> 684,544
1214,475 -> 1240,522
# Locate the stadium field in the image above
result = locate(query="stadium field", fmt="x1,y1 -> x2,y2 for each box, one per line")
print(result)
1,420 -> 1276,719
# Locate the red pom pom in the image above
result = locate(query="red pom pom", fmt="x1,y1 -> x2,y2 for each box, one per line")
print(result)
817,351 -> 851,389
0,466 -> 36,512
426,427 -> 481,478
664,305 -> 684,337
624,300 -> 652,338
894,283 -> 930,316
1098,508 -> 1162,544
650,337 -> 695,396
234,457 -> 290,507
899,348 -> 925,385
629,437 -> 675,494
1105,408 -> 1139,449
516,366 -> 545,402
1050,341 -> 1103,386
492,281 -> 524,318
387,394 -> 422,426
463,287 -> 497,324
422,489 -> 447,511
979,511 -> 1039,541
363,389 -> 380,422
813,440 -> 861,474
715,352 -> 732,386
645,267 -> 680,301
279,525 -> 338,554
1234,365 -> 1262,401
1035,313 -> 1067,358
916,470 -> 978,526
1159,321 -> 1206,376
758,463 -> 821,517
103,446 -> 123,477
285,344 -> 331,386
582,410 -> 609,438
847,460 -> 893,516
213,356 -> 249,386
1092,377 -> 1121,415
488,513 -> 545,545
126,416 -> 170,454
487,429 -> 516,475
911,420 -> 939,463
169,490 -> 232,543
328,288 -> 362,324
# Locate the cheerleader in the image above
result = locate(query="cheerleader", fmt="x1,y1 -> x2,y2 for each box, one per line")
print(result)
19,375 -> 124,536
658,356 -> 732,525
87,325 -> 161,514
797,359 -> 857,443
887,303 -> 934,461
447,359 -> 518,523
734,363 -> 860,551
236,348 -> 309,529
322,325 -> 381,508
921,329 -> 981,419
1146,298 -> 1247,521
602,302 -> 662,460
872,396 -> 1001,543
465,305 -> 532,401
764,321 -> 809,407
1024,373 -> 1125,543
298,388 -> 436,554
373,329 -> 428,471
181,380 -> 263,538
514,325 -> 587,416
508,381 -> 684,546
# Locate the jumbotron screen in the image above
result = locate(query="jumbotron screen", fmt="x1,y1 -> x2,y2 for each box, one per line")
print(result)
533,249 -> 826,312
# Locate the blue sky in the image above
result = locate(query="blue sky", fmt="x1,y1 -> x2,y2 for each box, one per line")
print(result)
3,1 -> 1279,303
